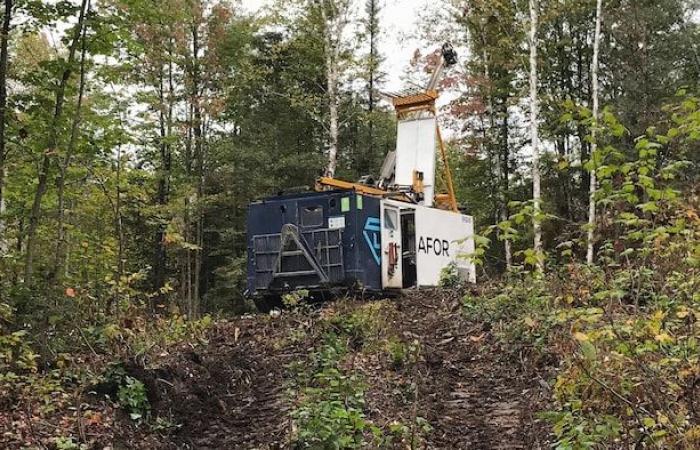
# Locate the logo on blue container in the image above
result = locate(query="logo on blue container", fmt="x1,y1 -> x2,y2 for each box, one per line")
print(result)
363,217 -> 381,265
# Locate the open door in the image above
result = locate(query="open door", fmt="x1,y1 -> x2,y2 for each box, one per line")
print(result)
401,211 -> 416,288
381,203 -> 403,288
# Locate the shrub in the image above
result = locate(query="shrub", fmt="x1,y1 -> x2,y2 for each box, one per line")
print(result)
385,338 -> 420,370
329,302 -> 385,350
438,262 -> 461,288
290,332 -> 381,448
117,376 -> 150,421
282,289 -> 310,309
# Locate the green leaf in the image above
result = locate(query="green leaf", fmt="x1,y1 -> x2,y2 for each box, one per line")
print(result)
580,340 -> 597,361
638,202 -> 659,213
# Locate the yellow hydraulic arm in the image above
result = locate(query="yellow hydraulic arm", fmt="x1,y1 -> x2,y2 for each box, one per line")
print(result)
315,177 -> 413,203
315,177 -> 388,196
435,125 -> 459,213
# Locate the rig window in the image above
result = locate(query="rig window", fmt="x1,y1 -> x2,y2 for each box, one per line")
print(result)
384,208 -> 398,231
301,205 -> 324,227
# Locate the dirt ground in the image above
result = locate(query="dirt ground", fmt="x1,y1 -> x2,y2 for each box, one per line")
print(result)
115,316 -> 300,449
373,290 -> 551,449
115,290 -> 552,449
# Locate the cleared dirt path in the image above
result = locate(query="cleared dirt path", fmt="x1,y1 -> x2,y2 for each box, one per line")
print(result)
125,291 -> 550,449
365,290 -> 550,449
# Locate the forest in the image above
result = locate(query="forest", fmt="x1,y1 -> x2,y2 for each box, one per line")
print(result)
0,0 -> 699,448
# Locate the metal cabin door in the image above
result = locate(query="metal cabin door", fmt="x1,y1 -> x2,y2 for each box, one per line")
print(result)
381,202 -> 403,288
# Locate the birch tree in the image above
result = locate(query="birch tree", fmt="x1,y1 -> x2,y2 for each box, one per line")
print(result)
587,0 -> 603,265
0,0 -> 12,255
364,0 -> 380,174
529,0 -> 543,272
318,0 -> 351,178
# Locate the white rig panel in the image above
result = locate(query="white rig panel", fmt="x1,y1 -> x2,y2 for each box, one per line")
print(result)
394,118 -> 437,207
380,199 -> 476,287
414,206 -> 476,286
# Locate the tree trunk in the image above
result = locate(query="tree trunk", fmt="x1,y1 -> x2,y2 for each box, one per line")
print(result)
366,0 -> 378,176
587,0 -> 603,265
183,102 -> 194,312
500,100 -> 512,270
152,62 -> 169,304
191,22 -> 203,319
24,0 -> 90,284
484,50 -> 512,271
576,38 -> 591,200
529,0 -> 543,272
102,141 -> 125,314
0,0 -> 12,256
115,144 -> 124,280
325,43 -> 339,178
321,1 -> 342,178
53,7 -> 90,281
150,34 -> 176,306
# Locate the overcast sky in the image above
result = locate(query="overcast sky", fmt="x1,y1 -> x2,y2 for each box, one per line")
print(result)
241,0 -> 430,91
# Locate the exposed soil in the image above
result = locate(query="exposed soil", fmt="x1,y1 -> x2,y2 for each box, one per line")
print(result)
116,315 -> 303,449
115,290 -> 552,449
367,290 -> 551,449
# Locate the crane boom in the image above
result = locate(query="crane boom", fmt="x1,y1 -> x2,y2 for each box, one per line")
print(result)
426,43 -> 458,91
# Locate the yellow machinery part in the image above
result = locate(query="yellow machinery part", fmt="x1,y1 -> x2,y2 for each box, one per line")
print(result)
435,125 -> 459,213
316,177 -> 389,197
315,177 -> 413,203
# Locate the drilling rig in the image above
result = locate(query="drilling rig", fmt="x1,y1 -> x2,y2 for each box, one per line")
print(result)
246,43 -> 475,310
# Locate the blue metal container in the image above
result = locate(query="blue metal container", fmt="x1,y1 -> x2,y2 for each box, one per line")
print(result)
246,190 -> 382,297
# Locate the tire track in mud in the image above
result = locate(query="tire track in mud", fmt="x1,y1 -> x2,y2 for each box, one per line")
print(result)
371,290 -> 550,449
124,317 -> 300,450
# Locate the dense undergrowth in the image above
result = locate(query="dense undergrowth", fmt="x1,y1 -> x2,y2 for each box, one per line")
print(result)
286,301 -> 431,449
464,193 -> 700,450
0,287 -> 213,448
465,263 -> 699,449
